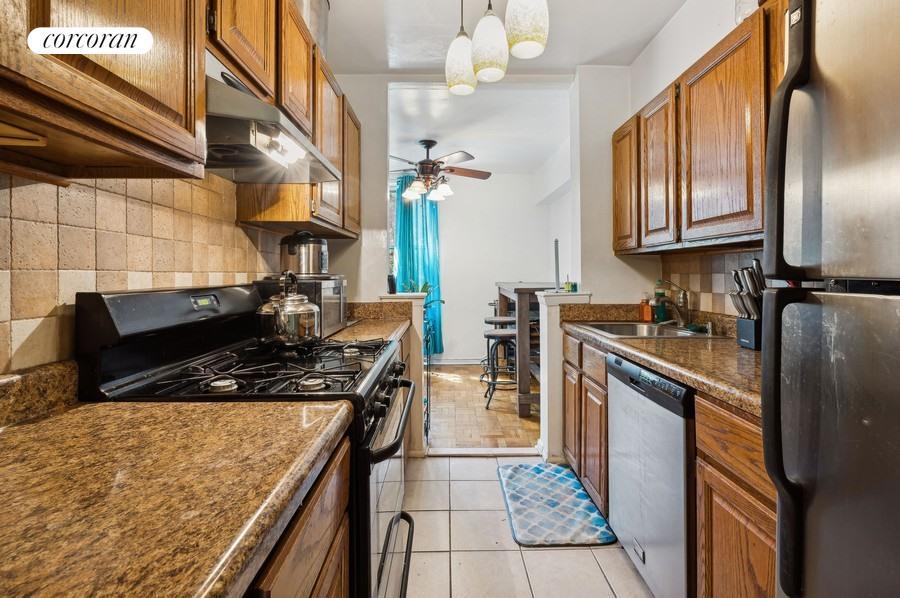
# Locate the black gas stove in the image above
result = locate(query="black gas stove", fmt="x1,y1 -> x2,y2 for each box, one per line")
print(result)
75,284 -> 415,598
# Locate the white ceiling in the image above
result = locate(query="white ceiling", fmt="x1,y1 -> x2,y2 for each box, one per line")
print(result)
327,0 -> 688,74
389,82 -> 570,175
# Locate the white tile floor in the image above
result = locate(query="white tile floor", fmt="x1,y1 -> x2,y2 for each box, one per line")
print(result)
401,457 -> 653,598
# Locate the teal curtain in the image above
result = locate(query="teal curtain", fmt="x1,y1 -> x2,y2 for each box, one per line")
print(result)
395,175 -> 444,355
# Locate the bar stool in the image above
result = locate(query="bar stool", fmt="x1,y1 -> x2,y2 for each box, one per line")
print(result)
481,316 -> 516,380
483,328 -> 517,409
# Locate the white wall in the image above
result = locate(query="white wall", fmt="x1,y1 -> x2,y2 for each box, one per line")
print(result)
435,174 -> 554,363
629,0 -> 736,111
572,66 -> 660,302
328,75 -> 392,301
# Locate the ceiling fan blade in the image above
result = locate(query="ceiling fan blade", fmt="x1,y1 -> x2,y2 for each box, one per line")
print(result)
389,155 -> 418,166
444,166 -> 492,180
434,150 -> 474,166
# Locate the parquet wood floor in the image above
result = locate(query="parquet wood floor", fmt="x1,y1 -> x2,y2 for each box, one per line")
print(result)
427,365 -> 540,449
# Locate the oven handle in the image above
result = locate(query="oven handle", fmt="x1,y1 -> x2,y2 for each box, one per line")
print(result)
370,378 -> 416,465
398,512 -> 415,598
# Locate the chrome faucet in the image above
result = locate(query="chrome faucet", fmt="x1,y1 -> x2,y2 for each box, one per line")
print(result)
649,295 -> 687,327
651,280 -> 691,327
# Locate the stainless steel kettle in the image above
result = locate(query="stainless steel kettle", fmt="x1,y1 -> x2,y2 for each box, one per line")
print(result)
256,271 -> 321,345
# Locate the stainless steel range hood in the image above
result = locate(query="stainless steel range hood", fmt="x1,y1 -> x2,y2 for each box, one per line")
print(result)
204,52 -> 340,185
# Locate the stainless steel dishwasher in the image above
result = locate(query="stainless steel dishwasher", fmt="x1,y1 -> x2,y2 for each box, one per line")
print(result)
607,355 -> 695,598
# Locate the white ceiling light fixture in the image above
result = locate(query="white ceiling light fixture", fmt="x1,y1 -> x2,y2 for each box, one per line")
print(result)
426,187 -> 446,202
402,185 -> 421,200
445,0 -> 477,96
472,0 -> 508,83
409,179 -> 427,193
437,178 -> 454,197
506,0 -> 550,59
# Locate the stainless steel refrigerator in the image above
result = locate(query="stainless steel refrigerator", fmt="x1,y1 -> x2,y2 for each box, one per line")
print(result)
764,0 -> 900,595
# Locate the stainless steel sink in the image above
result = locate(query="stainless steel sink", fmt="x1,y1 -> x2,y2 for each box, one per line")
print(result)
582,322 -> 718,338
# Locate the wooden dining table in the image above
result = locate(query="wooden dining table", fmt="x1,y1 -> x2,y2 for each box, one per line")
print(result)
496,281 -> 556,417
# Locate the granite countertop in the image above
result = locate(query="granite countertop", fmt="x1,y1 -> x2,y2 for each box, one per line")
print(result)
328,318 -> 410,343
0,401 -> 353,597
563,322 -> 762,418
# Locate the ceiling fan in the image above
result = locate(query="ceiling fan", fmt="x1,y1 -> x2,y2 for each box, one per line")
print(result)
390,139 -> 492,200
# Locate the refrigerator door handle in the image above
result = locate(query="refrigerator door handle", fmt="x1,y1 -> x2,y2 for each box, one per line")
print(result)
762,287 -> 808,597
763,0 -> 813,281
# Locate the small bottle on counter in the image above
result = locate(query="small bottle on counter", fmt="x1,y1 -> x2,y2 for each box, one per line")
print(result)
640,294 -> 653,322
653,280 -> 669,323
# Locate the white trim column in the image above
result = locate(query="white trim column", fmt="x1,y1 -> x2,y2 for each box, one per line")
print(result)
381,293 -> 427,457
537,291 -> 592,463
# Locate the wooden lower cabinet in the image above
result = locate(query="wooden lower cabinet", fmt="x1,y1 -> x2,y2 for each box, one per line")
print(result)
696,458 -> 776,597
310,514 -> 350,598
563,362 -> 581,476
580,375 -> 608,515
251,438 -> 350,598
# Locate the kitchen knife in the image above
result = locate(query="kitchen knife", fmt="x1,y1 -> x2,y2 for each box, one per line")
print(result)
742,267 -> 761,297
743,292 -> 760,319
731,270 -> 744,292
751,258 -> 767,292
730,291 -> 748,318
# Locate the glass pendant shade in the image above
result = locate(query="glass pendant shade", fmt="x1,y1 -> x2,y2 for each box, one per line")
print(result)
472,8 -> 508,83
437,180 -> 454,196
505,0 -> 549,59
445,32 -> 477,96
426,188 -> 446,201
402,186 -> 420,200
409,179 -> 427,193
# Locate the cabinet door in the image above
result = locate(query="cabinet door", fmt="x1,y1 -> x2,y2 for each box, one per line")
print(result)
581,376 -> 608,515
696,458 -> 776,598
639,85 -> 679,247
314,48 -> 343,171
0,0 -> 205,161
679,10 -> 766,241
612,116 -> 640,251
311,514 -> 350,598
315,182 -> 343,227
563,362 -> 582,475
279,0 -> 315,133
212,0 -> 277,97
342,99 -> 362,234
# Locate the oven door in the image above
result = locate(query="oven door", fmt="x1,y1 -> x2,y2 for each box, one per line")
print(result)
369,378 -> 416,598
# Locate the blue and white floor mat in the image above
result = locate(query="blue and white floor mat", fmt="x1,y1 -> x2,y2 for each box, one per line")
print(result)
498,462 -> 617,547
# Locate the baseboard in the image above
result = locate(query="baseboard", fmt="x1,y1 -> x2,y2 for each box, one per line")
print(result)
429,357 -> 483,366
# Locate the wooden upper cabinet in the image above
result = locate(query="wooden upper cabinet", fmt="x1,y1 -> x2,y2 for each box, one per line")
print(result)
581,376 -> 608,515
314,48 -> 343,172
315,181 -> 343,228
342,99 -> 362,235
211,0 -> 278,97
279,0 -> 315,133
0,0 -> 205,179
697,458 -> 776,598
612,116 -> 640,251
678,10 -> 766,241
639,85 -> 679,247
563,362 -> 582,476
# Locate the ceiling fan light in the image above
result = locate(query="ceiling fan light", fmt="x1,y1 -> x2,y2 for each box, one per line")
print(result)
409,179 -> 427,193
446,31 -> 477,96
426,188 -> 446,201
402,187 -> 420,200
472,7 -> 508,83
437,180 -> 454,196
506,0 -> 549,60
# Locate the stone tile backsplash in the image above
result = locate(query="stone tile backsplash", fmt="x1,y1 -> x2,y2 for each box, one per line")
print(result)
660,247 -> 764,317
0,173 -> 281,373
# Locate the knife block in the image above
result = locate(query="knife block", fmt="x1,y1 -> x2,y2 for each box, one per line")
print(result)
737,318 -> 762,351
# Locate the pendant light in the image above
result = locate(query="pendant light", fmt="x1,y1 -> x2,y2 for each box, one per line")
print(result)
445,0 -> 477,96
472,1 -> 508,83
426,187 -> 446,201
437,177 -> 454,197
505,0 -> 550,59
402,186 -> 420,201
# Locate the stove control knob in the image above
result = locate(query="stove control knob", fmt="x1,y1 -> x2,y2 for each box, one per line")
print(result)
391,362 -> 407,377
376,389 -> 392,407
373,403 -> 388,418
